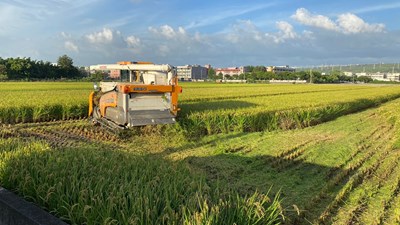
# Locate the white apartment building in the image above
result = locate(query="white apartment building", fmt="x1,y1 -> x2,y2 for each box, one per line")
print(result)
176,65 -> 208,81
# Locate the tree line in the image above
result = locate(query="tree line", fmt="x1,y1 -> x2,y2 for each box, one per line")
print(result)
0,55 -> 86,81
207,66 -> 373,83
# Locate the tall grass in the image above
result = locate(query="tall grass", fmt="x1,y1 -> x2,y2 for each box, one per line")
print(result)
0,138 -> 283,225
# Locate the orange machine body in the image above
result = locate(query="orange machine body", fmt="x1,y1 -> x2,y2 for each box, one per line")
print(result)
88,63 -> 182,128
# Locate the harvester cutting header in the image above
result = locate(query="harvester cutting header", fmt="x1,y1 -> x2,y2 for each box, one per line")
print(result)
88,61 -> 182,130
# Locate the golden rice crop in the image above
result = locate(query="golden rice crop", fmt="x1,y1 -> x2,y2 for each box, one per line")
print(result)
179,82 -> 374,102
0,138 -> 282,225
179,85 -> 400,135
0,82 -> 90,123
1,82 -> 400,137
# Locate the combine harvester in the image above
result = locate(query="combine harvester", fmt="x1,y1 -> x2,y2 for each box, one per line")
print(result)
88,61 -> 182,130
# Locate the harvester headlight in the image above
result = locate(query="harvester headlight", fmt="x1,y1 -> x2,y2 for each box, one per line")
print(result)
93,83 -> 100,91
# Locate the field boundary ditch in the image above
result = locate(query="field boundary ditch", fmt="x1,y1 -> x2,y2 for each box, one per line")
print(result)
0,186 -> 68,225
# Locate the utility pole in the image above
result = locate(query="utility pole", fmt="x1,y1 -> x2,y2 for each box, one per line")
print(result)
309,69 -> 313,84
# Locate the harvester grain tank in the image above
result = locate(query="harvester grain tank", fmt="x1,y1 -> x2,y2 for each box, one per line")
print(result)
88,61 -> 182,129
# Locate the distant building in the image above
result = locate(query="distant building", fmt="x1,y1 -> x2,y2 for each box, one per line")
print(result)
355,72 -> 400,82
266,65 -> 295,73
176,65 -> 208,81
343,71 -> 354,76
368,72 -> 400,82
355,72 -> 367,76
369,73 -> 385,81
215,66 -> 250,78
204,64 -> 212,69
387,73 -> 400,81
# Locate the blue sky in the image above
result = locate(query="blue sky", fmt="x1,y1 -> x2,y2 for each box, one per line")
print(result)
1,0 -> 400,67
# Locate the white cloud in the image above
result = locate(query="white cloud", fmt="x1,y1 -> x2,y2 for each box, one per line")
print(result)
276,21 -> 298,39
145,24 -> 212,59
160,25 -> 176,39
126,35 -> 141,47
178,27 -> 186,35
337,13 -> 385,34
225,20 -> 265,43
148,25 -> 187,39
266,21 -> 299,43
194,32 -> 203,42
292,8 -> 386,34
302,30 -> 314,39
60,32 -> 71,39
292,8 -> 339,31
64,41 -> 79,52
85,28 -> 114,44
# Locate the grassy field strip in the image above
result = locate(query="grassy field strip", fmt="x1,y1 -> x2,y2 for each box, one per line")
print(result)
330,150 -> 400,225
299,125 -> 385,220
382,178 -> 400,224
320,122 -> 393,224
316,123 -> 396,224
358,151 -> 400,224
15,120 -> 120,149
269,137 -> 333,171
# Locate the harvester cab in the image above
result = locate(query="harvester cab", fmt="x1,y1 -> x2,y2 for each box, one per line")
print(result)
88,61 -> 182,129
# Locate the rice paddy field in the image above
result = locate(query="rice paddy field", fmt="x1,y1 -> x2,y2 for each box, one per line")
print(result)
1,81 -> 400,224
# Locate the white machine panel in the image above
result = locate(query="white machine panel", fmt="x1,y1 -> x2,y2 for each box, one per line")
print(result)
129,93 -> 170,111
